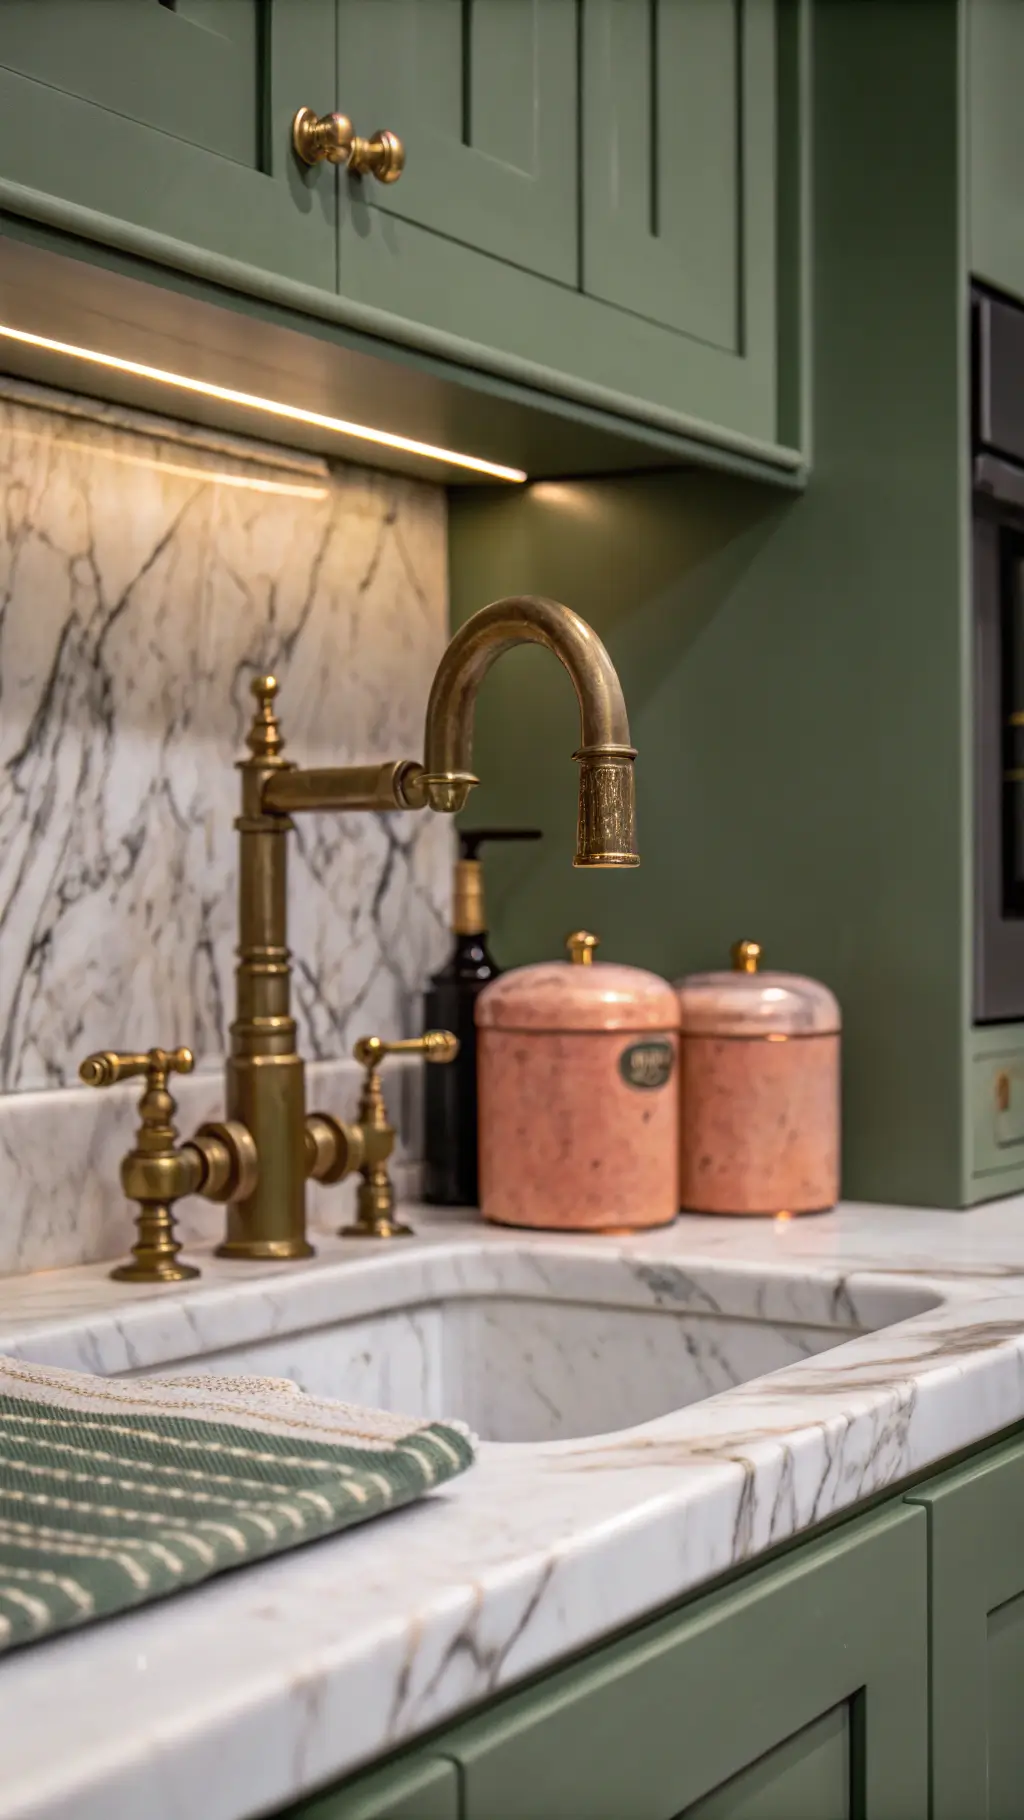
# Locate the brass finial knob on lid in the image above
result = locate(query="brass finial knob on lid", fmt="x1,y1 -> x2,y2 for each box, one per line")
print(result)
567,930 -> 600,966
731,939 -> 762,974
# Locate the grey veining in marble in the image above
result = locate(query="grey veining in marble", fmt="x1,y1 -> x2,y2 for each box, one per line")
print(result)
0,379 -> 450,1274
5,1198 -> 1024,1820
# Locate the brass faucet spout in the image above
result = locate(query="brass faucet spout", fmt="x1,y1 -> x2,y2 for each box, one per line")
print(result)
421,595 -> 639,867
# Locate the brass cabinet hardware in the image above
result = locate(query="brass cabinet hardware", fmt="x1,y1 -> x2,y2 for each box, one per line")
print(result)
291,107 -> 405,181
87,598 -> 636,1272
996,1070 -> 1012,1114
79,1047 -> 254,1283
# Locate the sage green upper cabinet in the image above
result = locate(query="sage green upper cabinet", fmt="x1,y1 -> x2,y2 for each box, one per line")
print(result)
330,0 -> 794,455
0,0 -> 336,288
969,0 -> 1024,305
908,1431 -> 1024,1820
335,0 -> 578,282
582,0 -> 773,356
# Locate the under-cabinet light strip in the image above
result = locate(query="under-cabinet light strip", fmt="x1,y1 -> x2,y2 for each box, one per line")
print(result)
0,323 -> 528,483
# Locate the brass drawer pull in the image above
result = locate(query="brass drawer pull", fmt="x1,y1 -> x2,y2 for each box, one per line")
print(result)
292,108 -> 405,182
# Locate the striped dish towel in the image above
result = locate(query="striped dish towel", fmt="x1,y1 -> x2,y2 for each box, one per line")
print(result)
0,1355 -> 475,1655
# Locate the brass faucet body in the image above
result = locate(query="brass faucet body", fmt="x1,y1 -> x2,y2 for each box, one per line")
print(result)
81,598 -> 638,1276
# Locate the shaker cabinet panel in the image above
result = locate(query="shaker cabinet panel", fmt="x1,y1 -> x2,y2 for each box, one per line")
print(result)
335,0 -> 578,283
0,0 -> 336,289
582,0 -> 776,355
0,0 -> 263,164
443,1505 -> 928,1819
907,1430 -> 1024,1820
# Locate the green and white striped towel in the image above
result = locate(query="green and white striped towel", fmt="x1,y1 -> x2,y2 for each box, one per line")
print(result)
0,1354 -> 475,1655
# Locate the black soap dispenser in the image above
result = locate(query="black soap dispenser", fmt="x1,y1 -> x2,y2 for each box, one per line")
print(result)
423,827 -> 541,1205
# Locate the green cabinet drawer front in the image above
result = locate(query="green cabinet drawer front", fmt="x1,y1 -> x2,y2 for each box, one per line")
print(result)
907,1431 -> 1024,1820
969,1040 -> 1024,1185
282,1754 -> 459,1820
0,0 -> 335,289
443,1505 -> 928,1819
582,0 -> 775,354
336,0 -> 578,282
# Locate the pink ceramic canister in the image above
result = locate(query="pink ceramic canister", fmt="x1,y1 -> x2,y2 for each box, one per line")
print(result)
476,931 -> 680,1230
675,940 -> 841,1216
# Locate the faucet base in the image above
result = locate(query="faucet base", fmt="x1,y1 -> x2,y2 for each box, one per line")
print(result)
213,1237 -> 316,1262
111,1257 -> 201,1284
340,1217 -> 414,1241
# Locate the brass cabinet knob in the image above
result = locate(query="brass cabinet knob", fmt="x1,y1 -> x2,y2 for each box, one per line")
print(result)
292,107 -> 405,182
80,1046 -> 257,1284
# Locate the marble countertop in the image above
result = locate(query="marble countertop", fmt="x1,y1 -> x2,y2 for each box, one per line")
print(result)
5,1197 -> 1024,1820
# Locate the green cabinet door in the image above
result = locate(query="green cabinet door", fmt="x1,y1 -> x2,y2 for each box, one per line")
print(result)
582,0 -> 776,356
279,1753 -> 459,1820
0,0 -> 336,287
969,0 -> 1024,306
907,1431 -> 1024,1820
443,1505 -> 928,1819
335,0 -> 577,282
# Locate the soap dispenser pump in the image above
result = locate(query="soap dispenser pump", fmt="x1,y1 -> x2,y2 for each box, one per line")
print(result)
423,827 -> 541,1205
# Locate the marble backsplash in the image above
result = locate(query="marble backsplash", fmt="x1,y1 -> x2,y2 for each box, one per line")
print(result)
0,377 -> 452,1274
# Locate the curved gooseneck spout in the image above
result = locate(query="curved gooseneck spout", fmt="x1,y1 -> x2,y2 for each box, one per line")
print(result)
421,595 -> 639,868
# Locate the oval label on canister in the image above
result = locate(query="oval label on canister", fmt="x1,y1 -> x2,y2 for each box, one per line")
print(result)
618,1039 -> 675,1090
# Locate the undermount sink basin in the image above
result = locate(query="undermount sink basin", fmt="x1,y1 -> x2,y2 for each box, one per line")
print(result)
126,1246 -> 941,1445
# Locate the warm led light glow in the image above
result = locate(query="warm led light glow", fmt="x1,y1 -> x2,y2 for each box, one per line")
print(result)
0,323 -> 528,484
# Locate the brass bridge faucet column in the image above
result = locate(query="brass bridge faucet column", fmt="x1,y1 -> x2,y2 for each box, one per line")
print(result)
82,597 -> 638,1279
220,676 -> 309,1260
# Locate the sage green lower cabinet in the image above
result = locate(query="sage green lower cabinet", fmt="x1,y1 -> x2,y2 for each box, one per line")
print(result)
277,1504 -> 928,1820
442,1505 -> 927,1818
907,1432 -> 1024,1820
286,1755 -> 459,1820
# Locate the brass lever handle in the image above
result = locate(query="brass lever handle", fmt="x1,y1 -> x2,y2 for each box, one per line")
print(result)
292,108 -> 405,182
353,1030 -> 459,1071
80,1047 -> 258,1284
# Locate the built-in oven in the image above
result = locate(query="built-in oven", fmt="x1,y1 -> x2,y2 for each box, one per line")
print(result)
974,285 -> 1024,1019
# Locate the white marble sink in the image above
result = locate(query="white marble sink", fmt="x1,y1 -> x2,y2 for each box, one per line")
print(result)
117,1244 -> 940,1444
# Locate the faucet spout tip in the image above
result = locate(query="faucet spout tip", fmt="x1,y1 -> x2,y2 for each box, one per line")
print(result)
573,745 -> 639,869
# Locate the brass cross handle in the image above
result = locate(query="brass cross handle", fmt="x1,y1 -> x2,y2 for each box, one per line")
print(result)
292,107 -> 405,181
306,1031 -> 457,1241
80,1047 -> 258,1284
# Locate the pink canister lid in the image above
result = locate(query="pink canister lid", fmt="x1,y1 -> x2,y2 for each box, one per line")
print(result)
477,930 -> 678,1033
676,940 -> 840,1038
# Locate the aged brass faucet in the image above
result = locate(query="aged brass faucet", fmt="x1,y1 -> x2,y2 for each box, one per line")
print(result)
80,597 -> 638,1281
